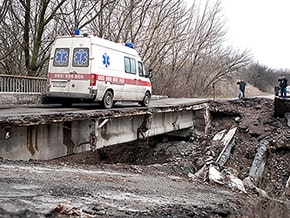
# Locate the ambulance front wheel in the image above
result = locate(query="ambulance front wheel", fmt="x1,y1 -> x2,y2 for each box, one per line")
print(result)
102,90 -> 114,109
140,92 -> 151,107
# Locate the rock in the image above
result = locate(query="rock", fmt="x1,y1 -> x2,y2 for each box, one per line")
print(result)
209,165 -> 224,184
234,117 -> 241,122
249,126 -> 265,137
212,129 -> 227,141
226,172 -> 247,193
243,177 -> 255,189
243,177 -> 268,197
255,105 -> 262,110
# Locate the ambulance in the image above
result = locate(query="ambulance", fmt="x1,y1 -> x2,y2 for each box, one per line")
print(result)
46,33 -> 152,108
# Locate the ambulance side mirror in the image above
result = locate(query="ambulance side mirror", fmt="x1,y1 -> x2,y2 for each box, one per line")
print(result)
147,69 -> 153,78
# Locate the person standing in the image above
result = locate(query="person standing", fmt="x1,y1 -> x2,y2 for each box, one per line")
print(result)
237,80 -> 247,99
278,75 -> 288,98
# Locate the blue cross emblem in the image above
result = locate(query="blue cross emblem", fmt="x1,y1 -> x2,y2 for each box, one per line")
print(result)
55,49 -> 68,65
102,53 -> 110,68
74,49 -> 88,65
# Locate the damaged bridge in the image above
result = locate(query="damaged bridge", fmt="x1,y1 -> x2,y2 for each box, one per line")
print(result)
0,98 -> 209,160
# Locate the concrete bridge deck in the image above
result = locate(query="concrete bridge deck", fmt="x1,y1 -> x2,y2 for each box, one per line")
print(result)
0,98 -> 210,160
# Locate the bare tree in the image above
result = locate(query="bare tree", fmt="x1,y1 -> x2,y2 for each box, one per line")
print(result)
0,0 -> 252,98
94,0 -> 251,97
157,0 -> 251,97
55,0 -> 115,35
0,0 -> 68,76
0,0 -> 9,24
0,0 -> 26,75
243,63 -> 282,93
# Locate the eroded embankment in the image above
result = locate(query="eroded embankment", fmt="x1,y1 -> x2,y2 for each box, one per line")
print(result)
0,98 -> 289,217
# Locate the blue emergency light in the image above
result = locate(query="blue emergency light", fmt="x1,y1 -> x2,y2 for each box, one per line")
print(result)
125,42 -> 135,49
74,28 -> 80,35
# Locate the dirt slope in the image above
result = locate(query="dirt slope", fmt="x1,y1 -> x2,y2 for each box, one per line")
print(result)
213,78 -> 269,98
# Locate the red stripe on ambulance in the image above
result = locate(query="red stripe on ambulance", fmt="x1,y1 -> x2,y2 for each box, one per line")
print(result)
48,72 -> 151,87
48,73 -> 91,80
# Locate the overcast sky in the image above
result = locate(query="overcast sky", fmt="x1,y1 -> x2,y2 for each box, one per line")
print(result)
221,0 -> 290,69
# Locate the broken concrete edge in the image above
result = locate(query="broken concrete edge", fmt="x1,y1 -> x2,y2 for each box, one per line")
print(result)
208,164 -> 224,185
285,112 -> 290,127
244,176 -> 290,205
281,176 -> 290,198
0,101 -> 209,128
190,162 -> 271,197
190,163 -> 247,194
248,140 -> 268,182
212,129 -> 227,141
204,104 -> 211,135
190,128 -> 277,197
0,109 -> 152,128
216,139 -> 236,167
243,177 -> 268,198
215,127 -> 237,166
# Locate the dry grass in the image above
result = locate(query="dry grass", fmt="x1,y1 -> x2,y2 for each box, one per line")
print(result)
213,78 -> 270,98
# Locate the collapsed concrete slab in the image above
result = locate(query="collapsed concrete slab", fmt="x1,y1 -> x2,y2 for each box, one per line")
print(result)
215,127 -> 237,167
248,140 -> 269,183
209,164 -> 224,184
285,112 -> 290,127
243,177 -> 268,198
212,129 -> 227,141
282,176 -> 290,198
208,165 -> 247,193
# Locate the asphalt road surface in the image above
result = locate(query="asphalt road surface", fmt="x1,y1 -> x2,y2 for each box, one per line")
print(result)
0,98 -> 209,117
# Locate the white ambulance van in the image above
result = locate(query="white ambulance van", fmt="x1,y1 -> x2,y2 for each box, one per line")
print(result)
46,34 -> 152,108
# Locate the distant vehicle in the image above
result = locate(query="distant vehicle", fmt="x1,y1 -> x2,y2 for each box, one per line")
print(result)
45,33 -> 152,108
287,86 -> 290,95
274,86 -> 290,97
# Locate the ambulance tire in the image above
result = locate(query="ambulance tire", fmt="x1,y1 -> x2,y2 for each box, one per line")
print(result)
140,92 -> 151,107
61,101 -> 72,107
41,95 -> 51,104
102,90 -> 114,109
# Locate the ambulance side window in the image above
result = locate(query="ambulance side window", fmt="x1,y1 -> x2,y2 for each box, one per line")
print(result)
138,61 -> 144,77
53,48 -> 69,67
72,48 -> 89,67
124,57 -> 136,74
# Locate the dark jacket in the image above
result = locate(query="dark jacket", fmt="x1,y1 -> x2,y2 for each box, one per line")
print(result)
278,78 -> 288,88
237,81 -> 246,91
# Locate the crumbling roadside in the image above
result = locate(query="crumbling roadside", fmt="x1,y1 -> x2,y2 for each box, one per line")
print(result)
207,98 -> 289,201
48,97 -> 290,217
0,97 -> 289,217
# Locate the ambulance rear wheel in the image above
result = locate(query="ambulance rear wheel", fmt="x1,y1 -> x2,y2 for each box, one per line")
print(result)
61,101 -> 72,107
140,92 -> 151,107
102,90 -> 114,109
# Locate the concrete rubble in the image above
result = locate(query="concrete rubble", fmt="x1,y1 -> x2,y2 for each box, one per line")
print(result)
0,97 -> 289,217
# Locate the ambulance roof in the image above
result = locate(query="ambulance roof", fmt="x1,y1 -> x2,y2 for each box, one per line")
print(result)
54,35 -> 139,57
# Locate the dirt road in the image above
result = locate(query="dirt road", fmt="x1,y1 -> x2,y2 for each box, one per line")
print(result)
0,158 -> 287,218
0,159 -> 239,217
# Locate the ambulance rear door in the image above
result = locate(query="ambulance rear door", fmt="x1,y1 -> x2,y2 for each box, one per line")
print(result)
49,36 -> 91,98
